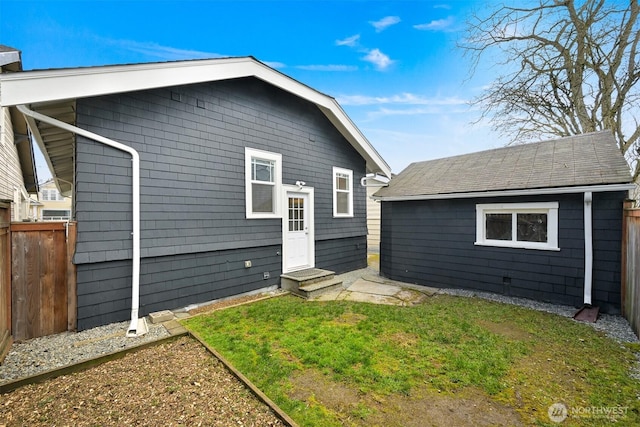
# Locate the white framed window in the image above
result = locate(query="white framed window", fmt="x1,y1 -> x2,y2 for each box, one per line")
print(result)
333,167 -> 353,217
475,202 -> 559,251
41,189 -> 64,201
245,147 -> 282,219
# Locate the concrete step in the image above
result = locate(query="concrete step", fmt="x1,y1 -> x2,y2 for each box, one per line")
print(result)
298,277 -> 343,299
281,268 -> 335,290
281,268 -> 340,298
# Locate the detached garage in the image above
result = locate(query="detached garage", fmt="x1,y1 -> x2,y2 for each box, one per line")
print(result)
374,131 -> 635,314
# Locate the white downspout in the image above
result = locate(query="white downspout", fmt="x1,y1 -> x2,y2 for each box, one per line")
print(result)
17,104 -> 144,337
583,191 -> 593,306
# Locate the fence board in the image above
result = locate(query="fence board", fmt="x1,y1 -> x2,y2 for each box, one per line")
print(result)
11,222 -> 68,341
622,201 -> 640,338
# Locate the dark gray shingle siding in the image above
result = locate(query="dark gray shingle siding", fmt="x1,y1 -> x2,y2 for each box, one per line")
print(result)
380,192 -> 626,313
76,245 -> 283,330
74,77 -> 367,264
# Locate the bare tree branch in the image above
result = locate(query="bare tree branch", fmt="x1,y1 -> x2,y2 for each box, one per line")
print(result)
460,0 -> 640,184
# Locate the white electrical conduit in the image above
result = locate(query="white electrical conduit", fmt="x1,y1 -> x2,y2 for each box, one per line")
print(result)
583,191 -> 593,306
17,104 -> 144,337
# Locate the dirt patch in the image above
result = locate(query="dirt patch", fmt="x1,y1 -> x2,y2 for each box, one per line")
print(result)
329,312 -> 368,326
288,368 -> 523,426
0,337 -> 285,427
477,319 -> 533,341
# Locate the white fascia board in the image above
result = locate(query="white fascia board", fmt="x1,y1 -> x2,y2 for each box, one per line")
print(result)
0,57 -> 257,106
0,56 -> 391,178
373,183 -> 636,202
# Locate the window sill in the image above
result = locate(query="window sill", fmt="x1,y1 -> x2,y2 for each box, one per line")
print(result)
246,213 -> 281,220
474,241 -> 560,251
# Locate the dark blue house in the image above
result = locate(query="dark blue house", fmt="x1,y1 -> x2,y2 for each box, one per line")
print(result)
374,132 -> 634,314
1,57 -> 390,330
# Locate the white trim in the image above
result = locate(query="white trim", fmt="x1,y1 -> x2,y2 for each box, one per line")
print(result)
282,185 -> 315,273
333,167 -> 353,217
245,147 -> 282,219
374,183 -> 635,202
475,202 -> 559,251
0,57 -> 391,178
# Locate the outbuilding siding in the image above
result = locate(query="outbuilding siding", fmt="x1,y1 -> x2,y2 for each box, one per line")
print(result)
380,192 -> 626,313
72,77 -> 368,329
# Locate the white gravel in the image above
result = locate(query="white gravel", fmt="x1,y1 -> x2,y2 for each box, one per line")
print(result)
0,320 -> 170,384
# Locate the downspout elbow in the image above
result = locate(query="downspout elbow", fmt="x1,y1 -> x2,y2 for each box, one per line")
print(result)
17,104 -> 144,337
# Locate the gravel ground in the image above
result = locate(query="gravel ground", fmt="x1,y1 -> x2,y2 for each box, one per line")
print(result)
0,320 -> 170,384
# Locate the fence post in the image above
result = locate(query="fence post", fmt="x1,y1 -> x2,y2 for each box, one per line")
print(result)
67,222 -> 77,331
622,200 -> 640,338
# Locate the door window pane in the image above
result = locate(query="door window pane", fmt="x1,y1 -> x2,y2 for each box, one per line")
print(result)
288,197 -> 304,232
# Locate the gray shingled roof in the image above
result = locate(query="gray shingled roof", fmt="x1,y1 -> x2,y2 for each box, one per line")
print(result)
375,131 -> 632,199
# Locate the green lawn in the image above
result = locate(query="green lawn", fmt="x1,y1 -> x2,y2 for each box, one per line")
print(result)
183,294 -> 640,426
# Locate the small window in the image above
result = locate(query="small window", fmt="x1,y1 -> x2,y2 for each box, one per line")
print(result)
476,202 -> 559,251
333,167 -> 353,217
245,148 -> 282,218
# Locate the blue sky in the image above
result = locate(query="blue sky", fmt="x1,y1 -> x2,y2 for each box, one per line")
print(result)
1,0 -> 508,178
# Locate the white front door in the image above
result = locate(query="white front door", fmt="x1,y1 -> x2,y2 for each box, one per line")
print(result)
283,187 -> 314,272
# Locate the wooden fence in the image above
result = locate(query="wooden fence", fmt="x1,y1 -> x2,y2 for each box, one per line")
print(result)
0,203 -> 11,362
11,222 -> 76,341
622,200 -> 640,338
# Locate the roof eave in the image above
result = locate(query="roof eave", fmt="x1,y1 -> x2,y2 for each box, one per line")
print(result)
0,56 -> 391,178
373,183 -> 636,202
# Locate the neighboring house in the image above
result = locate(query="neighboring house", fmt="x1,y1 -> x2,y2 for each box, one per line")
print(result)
362,174 -> 390,253
374,131 -> 634,314
0,57 -> 391,330
0,45 -> 38,221
34,179 -> 72,221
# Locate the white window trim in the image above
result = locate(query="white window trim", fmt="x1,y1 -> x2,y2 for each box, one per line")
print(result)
475,202 -> 559,251
332,167 -> 353,218
245,147 -> 282,219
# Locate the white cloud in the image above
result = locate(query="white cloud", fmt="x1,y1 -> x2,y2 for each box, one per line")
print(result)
296,64 -> 358,71
369,16 -> 401,32
362,49 -> 394,71
263,61 -> 286,69
338,92 -> 467,106
336,34 -> 360,47
105,38 -> 222,60
414,16 -> 455,32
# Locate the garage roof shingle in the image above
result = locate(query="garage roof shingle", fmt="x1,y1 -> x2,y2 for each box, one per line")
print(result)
375,131 -> 632,199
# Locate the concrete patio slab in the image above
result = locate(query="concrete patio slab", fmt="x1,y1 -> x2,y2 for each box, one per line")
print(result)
347,279 -> 402,296
342,292 -> 402,305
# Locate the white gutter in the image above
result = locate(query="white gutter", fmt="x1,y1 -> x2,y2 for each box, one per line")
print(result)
16,104 -> 144,337
583,192 -> 593,305
373,183 -> 636,202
